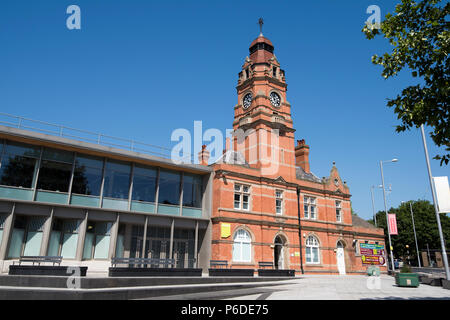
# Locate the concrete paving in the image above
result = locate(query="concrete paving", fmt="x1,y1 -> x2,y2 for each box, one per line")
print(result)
224,275 -> 450,300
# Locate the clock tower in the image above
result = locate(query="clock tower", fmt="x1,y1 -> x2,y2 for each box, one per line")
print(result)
232,27 -> 296,180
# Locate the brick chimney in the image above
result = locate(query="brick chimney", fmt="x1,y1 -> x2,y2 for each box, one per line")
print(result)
295,139 -> 310,173
198,145 -> 210,166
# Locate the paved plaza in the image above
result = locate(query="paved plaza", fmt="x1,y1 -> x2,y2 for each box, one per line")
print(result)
224,275 -> 450,300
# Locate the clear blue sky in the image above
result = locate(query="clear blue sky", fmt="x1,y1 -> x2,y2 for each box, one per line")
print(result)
0,0 -> 448,221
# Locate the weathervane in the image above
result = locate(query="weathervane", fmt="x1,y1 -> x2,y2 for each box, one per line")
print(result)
258,18 -> 264,35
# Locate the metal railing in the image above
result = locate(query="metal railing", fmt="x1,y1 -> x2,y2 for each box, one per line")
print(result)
0,112 -> 194,162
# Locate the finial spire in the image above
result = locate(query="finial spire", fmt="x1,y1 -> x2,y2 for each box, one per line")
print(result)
258,18 -> 264,36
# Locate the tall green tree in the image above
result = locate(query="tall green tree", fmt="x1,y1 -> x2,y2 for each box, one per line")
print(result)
369,200 -> 450,264
363,0 -> 450,165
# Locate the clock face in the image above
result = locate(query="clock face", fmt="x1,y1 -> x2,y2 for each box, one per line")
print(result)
270,92 -> 281,107
243,93 -> 253,109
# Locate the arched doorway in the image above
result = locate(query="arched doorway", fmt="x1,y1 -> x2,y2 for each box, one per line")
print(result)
336,241 -> 346,275
274,235 -> 285,269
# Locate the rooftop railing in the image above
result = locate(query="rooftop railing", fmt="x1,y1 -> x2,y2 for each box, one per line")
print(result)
0,112 -> 194,163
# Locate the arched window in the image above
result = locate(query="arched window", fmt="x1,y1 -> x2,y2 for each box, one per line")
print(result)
232,229 -> 251,262
305,235 -> 320,264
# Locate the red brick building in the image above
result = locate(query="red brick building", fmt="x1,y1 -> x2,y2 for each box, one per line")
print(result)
204,32 -> 387,275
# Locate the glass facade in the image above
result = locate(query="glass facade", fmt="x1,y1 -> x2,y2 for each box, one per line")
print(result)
0,214 -> 6,247
8,215 -> 46,258
132,165 -> 157,203
72,154 -> 104,196
83,221 -> 112,260
36,148 -> 74,193
0,141 -> 40,189
103,160 -> 131,200
158,170 -> 181,205
173,228 -> 195,268
48,218 -> 80,258
182,174 -> 202,208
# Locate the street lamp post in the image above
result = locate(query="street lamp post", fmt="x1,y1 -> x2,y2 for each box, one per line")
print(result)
370,186 -> 377,227
409,201 -> 422,268
420,125 -> 450,279
380,158 -> 398,272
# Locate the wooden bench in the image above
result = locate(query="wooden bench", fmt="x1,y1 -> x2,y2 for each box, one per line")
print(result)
111,257 -> 175,268
258,261 -> 274,269
9,256 -> 87,276
109,257 -> 201,277
257,261 -> 295,277
13,256 -> 63,266
209,260 -> 228,269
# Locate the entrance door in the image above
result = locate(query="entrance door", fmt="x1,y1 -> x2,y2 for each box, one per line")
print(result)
337,241 -> 346,275
274,236 -> 284,270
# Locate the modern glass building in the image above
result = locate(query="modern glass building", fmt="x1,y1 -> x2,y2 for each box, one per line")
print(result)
0,124 -> 212,273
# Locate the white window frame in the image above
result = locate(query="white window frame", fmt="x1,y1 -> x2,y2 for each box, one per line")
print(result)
304,196 -> 317,220
305,235 -> 320,264
336,200 -> 342,222
275,190 -> 283,215
234,183 -> 250,211
232,229 -> 252,262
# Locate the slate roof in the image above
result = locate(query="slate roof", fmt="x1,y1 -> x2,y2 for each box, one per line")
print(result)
295,166 -> 322,183
352,215 -> 379,230
214,150 -> 250,167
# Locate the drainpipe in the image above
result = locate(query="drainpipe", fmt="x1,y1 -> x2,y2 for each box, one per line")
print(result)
296,187 -> 304,274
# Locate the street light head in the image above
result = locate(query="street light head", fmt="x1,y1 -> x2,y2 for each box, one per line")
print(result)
391,158 -> 398,162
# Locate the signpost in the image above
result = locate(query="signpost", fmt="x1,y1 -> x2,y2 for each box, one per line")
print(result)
360,243 -> 386,266
388,213 -> 398,235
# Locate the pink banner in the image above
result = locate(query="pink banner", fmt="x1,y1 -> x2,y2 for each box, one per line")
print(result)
388,213 -> 398,235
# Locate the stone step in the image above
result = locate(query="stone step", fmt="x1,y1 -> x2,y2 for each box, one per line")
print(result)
0,279 -> 297,300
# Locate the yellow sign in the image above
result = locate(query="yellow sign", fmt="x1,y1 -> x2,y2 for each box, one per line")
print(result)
221,223 -> 231,238
294,252 -> 300,257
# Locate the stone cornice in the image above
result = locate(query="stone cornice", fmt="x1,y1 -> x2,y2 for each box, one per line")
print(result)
214,169 -> 352,198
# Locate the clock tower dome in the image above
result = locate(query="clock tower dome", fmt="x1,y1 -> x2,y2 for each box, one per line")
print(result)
232,26 -> 296,180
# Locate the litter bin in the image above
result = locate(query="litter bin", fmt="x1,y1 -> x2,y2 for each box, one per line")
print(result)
367,266 -> 380,276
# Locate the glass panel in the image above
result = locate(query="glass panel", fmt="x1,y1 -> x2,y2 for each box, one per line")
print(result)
242,242 -> 251,262
181,207 -> 202,218
182,174 -> 202,208
102,198 -> 128,211
61,233 -> 78,259
131,201 -> 155,213
72,154 -> 104,196
157,204 -> 179,215
146,226 -> 171,262
232,242 -> 240,261
115,234 -> 124,258
35,191 -> 68,204
48,231 -> 61,256
158,170 -> 180,205
83,233 -> 94,260
70,194 -> 100,207
305,247 -> 311,263
130,225 -> 144,258
36,160 -> 72,192
312,247 -> 319,263
4,141 -> 41,158
132,165 -> 157,203
0,214 -> 6,229
0,156 -> 36,188
42,148 -> 74,163
8,229 -> 25,258
23,232 -> 43,256
93,235 -> 110,259
103,160 -> 131,200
